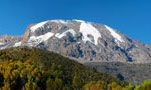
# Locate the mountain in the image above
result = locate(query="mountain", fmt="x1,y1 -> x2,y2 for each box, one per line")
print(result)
0,20 -> 151,63
85,62 -> 151,85
0,47 -> 128,89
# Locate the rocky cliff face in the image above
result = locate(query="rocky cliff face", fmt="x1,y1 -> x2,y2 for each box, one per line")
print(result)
0,20 -> 151,63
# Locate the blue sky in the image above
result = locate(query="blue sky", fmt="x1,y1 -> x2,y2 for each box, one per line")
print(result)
0,0 -> 151,44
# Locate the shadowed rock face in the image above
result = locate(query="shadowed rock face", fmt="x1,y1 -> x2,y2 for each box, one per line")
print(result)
0,20 -> 151,63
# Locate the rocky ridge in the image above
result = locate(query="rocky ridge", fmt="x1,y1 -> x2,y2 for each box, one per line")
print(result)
0,20 -> 151,63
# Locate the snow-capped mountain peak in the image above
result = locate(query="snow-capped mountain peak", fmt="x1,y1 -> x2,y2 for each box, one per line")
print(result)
30,21 -> 48,32
0,20 -> 151,64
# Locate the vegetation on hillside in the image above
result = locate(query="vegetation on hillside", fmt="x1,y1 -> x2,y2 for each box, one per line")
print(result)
0,47 -> 150,90
83,80 -> 151,90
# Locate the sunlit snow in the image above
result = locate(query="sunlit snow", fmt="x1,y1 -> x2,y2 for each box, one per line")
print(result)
55,29 -> 76,39
14,42 -> 22,47
0,43 -> 4,45
80,22 -> 102,45
51,20 -> 67,24
30,21 -> 48,32
73,20 -> 85,23
28,32 -> 54,46
104,25 -> 124,43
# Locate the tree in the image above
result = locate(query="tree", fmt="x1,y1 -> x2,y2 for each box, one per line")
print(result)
72,72 -> 83,89
123,83 -> 134,90
46,78 -> 54,90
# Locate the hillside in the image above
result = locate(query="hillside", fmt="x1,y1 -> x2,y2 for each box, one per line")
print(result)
85,62 -> 151,85
0,47 -> 128,90
1,20 -> 151,89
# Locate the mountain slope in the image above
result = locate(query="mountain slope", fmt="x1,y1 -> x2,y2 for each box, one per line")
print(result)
0,47 -> 128,89
85,62 -> 151,85
0,20 -> 151,64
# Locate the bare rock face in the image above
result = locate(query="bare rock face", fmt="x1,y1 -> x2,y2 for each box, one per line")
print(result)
0,20 -> 151,63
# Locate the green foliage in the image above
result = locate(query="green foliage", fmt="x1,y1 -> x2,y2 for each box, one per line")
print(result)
82,80 -> 151,90
0,47 -> 128,90
0,47 -> 151,90
72,72 -> 84,89
123,83 -> 134,90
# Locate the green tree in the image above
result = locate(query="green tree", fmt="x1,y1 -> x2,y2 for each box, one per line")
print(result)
134,85 -> 141,90
72,72 -> 83,89
123,83 -> 134,90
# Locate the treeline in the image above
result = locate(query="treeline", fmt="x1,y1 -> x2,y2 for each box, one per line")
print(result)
0,47 -> 149,90
83,80 -> 151,90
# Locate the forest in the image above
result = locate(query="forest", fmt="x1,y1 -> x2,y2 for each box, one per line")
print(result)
0,47 -> 150,90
